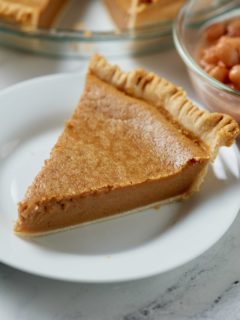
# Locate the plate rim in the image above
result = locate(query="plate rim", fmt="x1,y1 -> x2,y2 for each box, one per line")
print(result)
0,72 -> 239,283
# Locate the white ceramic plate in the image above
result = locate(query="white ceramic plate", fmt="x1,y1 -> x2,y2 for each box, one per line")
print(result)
0,73 -> 239,283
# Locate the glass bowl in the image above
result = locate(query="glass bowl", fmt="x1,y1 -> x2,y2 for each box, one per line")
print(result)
0,0 -> 177,58
173,0 -> 240,122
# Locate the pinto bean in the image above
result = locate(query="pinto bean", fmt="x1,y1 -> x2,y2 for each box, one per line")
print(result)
229,65 -> 240,85
204,64 -> 215,73
208,65 -> 229,82
204,22 -> 226,41
219,36 -> 240,50
215,41 -> 239,67
201,47 -> 219,65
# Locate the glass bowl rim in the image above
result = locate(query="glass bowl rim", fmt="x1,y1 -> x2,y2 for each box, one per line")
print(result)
173,2 -> 240,98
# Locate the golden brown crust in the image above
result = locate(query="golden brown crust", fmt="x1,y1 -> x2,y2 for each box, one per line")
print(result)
0,1 -> 35,26
14,55 -> 239,237
0,0 -> 67,28
89,55 -> 239,158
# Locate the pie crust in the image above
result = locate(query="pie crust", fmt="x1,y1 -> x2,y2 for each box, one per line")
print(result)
15,55 -> 239,236
104,0 -> 186,29
0,0 -> 185,29
0,0 -> 67,28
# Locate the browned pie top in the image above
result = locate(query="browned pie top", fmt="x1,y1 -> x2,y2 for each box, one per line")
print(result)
20,55 -> 239,207
22,74 -> 209,205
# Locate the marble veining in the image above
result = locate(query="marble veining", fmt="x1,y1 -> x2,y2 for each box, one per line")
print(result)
0,208 -> 240,320
123,213 -> 240,320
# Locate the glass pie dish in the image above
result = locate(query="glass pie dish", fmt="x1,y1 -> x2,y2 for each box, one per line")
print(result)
0,0 -> 179,58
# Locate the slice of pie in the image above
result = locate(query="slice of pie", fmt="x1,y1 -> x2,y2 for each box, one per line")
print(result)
104,0 -> 186,29
15,55 -> 239,236
0,0 -> 185,30
0,0 -> 67,28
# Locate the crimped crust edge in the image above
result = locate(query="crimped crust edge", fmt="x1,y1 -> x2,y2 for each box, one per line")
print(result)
89,54 -> 239,159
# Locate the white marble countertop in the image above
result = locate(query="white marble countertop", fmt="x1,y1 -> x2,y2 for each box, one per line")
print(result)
0,46 -> 240,320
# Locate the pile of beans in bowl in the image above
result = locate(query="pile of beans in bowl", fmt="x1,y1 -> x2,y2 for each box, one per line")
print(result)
199,18 -> 240,91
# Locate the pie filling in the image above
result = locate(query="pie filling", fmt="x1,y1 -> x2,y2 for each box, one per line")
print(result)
16,162 -> 207,234
104,0 -> 186,29
15,55 -> 239,236
0,0 -> 185,29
